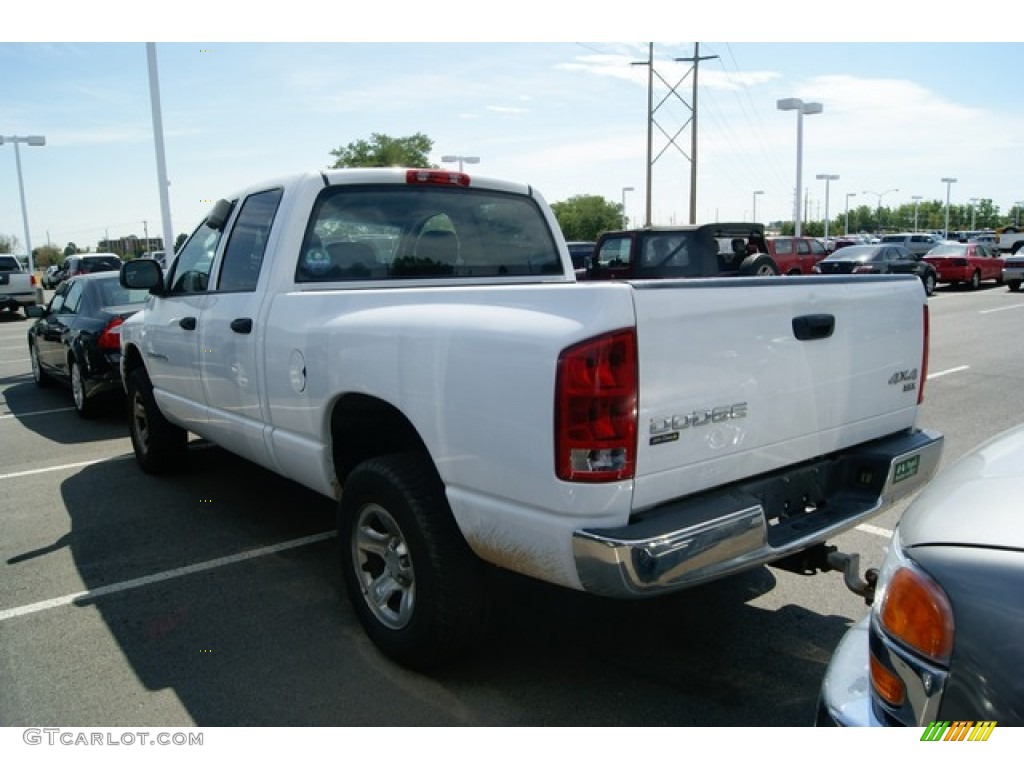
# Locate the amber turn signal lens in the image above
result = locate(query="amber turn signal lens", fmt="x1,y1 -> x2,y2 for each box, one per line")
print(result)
869,650 -> 906,707
878,566 -> 954,663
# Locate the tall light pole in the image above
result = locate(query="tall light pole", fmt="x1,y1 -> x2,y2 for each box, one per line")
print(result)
0,134 -> 46,275
621,186 -> 634,228
777,98 -> 823,237
969,197 -> 979,231
441,154 -> 480,172
863,188 -> 898,234
845,192 -> 856,235
911,195 -> 922,232
752,190 -> 764,223
1015,201 -> 1024,228
941,177 -> 957,239
816,174 -> 839,243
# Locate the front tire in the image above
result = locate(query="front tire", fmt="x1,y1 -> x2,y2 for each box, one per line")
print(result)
126,367 -> 188,473
922,272 -> 936,296
338,453 -> 489,670
1009,280 -> 1022,293
969,270 -> 981,290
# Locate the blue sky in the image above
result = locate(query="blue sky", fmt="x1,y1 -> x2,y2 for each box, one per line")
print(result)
3,8 -> 1023,253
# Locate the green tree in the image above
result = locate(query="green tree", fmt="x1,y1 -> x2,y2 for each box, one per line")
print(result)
329,132 -> 434,169
63,242 -> 79,257
550,195 -> 623,241
175,233 -> 188,253
32,244 -> 61,268
0,234 -> 15,254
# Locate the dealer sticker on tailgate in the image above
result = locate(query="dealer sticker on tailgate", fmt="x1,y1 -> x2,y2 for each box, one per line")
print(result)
893,455 -> 921,483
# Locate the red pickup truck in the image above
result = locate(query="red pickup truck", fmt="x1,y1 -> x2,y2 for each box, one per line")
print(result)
764,236 -> 829,275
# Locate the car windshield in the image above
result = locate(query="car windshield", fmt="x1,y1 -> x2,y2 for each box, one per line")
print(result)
83,257 -> 122,273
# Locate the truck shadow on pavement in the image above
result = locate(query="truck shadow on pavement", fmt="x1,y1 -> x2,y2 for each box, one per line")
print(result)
50,446 -> 852,726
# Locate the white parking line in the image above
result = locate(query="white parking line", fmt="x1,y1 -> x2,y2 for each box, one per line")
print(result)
0,406 -> 77,421
0,457 -> 115,481
856,523 -> 893,538
979,303 -> 1024,314
927,365 -> 970,379
0,531 -> 337,622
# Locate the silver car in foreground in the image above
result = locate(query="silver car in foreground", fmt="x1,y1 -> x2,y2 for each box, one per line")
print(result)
817,424 -> 1024,727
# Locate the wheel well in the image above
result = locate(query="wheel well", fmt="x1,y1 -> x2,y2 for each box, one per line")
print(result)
330,394 -> 431,485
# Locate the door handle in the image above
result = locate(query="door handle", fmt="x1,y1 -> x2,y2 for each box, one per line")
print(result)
792,314 -> 835,341
230,318 -> 253,334
179,316 -> 197,331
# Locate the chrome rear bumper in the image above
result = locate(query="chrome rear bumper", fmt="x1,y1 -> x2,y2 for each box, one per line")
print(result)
572,429 -> 943,597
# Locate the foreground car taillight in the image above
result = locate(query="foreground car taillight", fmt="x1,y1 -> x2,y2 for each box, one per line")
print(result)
555,329 -> 637,482
97,317 -> 126,351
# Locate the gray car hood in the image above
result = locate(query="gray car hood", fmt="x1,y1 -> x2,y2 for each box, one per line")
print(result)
899,424 -> 1024,552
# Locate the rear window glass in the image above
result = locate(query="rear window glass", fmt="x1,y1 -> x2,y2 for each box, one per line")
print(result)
82,257 -> 122,273
296,184 -> 562,281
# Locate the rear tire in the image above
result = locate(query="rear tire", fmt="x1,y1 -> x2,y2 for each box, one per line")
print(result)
338,453 -> 490,670
29,341 -> 50,388
969,270 -> 981,290
70,360 -> 95,418
127,367 -> 188,473
738,255 -> 780,276
922,272 -> 936,296
1009,280 -> 1022,293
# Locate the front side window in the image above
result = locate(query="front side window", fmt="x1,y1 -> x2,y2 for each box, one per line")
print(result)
296,185 -> 562,282
169,219 -> 225,295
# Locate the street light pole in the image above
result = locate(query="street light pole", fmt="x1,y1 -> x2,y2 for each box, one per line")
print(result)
777,98 -> 823,237
1015,201 -> 1024,228
969,197 -> 979,231
941,177 -> 957,239
0,134 -> 46,275
441,154 -> 480,172
862,188 -> 898,234
845,192 -> 856,235
752,190 -> 763,223
621,186 -> 635,228
911,195 -> 922,232
815,174 -> 839,243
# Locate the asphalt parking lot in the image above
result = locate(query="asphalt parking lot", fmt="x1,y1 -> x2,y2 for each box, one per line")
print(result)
2,281 -> 1023,727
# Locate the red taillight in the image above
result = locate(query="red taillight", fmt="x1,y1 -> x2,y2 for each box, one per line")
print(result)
555,329 -> 638,482
30,274 -> 38,287
919,305 -> 930,405
405,169 -> 470,187
97,317 -> 125,351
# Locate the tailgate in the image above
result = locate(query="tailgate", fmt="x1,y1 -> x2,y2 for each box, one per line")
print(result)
631,274 -> 927,511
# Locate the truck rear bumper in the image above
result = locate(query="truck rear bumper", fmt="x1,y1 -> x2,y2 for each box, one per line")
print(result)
572,428 -> 943,597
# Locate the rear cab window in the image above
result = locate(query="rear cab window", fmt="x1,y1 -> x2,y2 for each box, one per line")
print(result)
296,184 -> 562,282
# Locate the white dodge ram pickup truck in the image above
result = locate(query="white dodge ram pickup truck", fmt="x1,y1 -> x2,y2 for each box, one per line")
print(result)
119,168 -> 943,669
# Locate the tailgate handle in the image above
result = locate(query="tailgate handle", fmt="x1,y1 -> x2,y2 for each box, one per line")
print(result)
230,317 -> 253,334
179,316 -> 197,331
792,314 -> 835,341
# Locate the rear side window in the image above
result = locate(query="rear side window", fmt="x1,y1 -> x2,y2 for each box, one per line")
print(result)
218,188 -> 282,292
296,184 -> 562,281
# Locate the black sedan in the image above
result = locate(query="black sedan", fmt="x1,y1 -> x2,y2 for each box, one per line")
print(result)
813,244 -> 937,296
817,423 -> 1024,727
27,272 -> 150,417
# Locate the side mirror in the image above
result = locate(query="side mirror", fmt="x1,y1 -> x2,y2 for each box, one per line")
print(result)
205,198 -> 235,231
121,259 -> 165,295
25,304 -> 45,319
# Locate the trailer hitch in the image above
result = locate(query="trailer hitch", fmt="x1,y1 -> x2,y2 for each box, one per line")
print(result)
773,544 -> 878,605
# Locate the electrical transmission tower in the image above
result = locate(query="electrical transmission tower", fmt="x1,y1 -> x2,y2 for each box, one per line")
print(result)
633,43 -> 718,225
